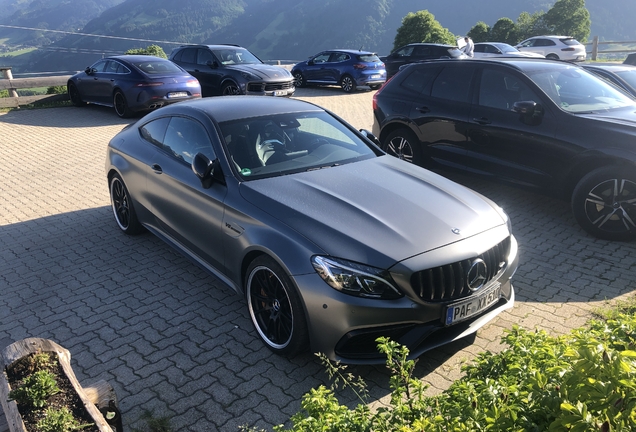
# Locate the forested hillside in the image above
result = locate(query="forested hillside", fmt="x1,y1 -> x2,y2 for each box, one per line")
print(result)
1,0 -> 634,73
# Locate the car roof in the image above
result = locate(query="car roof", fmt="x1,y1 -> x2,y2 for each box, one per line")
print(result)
107,55 -> 170,63
324,49 -> 376,55
406,43 -> 454,47
176,44 -> 243,50
581,63 -> 636,72
151,96 -> 324,124
405,57 -> 582,73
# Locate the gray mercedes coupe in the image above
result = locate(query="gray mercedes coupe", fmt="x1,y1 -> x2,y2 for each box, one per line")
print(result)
105,96 -> 518,363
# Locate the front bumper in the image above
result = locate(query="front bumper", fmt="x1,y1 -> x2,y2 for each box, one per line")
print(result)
296,230 -> 518,364
245,81 -> 295,97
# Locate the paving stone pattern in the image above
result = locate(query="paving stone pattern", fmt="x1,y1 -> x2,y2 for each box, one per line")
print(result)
1,87 -> 635,431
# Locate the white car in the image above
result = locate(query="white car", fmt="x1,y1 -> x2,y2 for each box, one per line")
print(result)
515,35 -> 586,62
473,42 -> 544,59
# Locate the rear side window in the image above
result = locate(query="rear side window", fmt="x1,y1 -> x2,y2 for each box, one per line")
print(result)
140,117 -> 170,147
400,67 -> 439,93
431,67 -> 473,103
178,48 -> 197,64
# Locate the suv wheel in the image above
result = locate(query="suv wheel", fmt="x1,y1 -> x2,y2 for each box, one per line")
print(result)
571,166 -> 636,241
222,82 -> 241,95
383,128 -> 422,166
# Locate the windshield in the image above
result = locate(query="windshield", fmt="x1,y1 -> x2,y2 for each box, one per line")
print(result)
212,48 -> 262,65
219,112 -> 377,180
526,65 -> 636,113
134,60 -> 184,74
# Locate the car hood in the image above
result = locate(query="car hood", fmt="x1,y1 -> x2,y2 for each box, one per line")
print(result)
239,156 -> 506,268
228,64 -> 292,80
579,109 -> 636,128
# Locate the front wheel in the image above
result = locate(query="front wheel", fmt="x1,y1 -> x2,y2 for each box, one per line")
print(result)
340,75 -> 356,93
369,84 -> 382,90
68,83 -> 86,107
221,81 -> 241,95
571,166 -> 636,241
113,91 -> 133,118
246,255 -> 309,357
382,128 -> 423,166
109,174 -> 145,235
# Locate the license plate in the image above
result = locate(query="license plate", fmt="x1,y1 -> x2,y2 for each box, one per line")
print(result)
444,282 -> 502,326
168,92 -> 188,98
371,74 -> 381,79
273,90 -> 288,96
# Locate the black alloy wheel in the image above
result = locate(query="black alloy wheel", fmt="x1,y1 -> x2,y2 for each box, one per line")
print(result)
340,75 -> 356,93
370,84 -> 382,90
293,71 -> 305,88
113,91 -> 133,118
383,128 -> 423,166
572,166 -> 636,241
222,82 -> 241,95
246,255 -> 308,356
109,174 -> 145,235
68,83 -> 86,107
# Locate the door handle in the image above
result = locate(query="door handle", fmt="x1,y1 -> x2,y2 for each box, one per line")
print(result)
416,106 -> 430,113
472,117 -> 492,125
151,164 -> 163,173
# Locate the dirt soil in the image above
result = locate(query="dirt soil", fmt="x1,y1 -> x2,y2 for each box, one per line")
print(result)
5,353 -> 99,432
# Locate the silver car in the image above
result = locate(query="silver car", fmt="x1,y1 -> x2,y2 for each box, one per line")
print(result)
105,96 -> 518,363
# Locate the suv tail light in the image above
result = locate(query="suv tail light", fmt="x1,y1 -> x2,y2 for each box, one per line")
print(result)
353,63 -> 367,70
561,48 -> 575,52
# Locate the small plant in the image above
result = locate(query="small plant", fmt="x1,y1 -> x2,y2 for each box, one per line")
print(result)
36,406 -> 93,432
9,369 -> 60,408
130,409 -> 172,432
47,85 -> 67,95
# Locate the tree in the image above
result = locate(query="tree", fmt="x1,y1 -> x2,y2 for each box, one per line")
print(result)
124,44 -> 168,59
544,0 -> 591,42
467,21 -> 490,43
392,10 -> 456,51
515,11 -> 549,42
490,18 -> 518,45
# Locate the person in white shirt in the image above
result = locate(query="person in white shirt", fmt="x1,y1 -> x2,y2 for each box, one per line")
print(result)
463,36 -> 474,57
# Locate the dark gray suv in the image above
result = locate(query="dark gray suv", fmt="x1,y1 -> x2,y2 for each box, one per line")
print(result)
169,44 -> 295,97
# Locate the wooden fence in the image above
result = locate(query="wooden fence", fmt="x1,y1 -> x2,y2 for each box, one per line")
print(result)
586,37 -> 636,60
0,67 -> 70,108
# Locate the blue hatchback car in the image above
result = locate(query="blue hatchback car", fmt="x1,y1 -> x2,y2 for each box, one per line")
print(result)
292,49 -> 386,93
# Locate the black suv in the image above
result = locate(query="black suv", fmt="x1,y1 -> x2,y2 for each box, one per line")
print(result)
169,44 -> 295,97
381,43 -> 466,78
373,58 -> 636,241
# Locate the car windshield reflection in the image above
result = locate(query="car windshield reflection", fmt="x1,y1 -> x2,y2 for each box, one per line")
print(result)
219,112 -> 377,180
528,66 -> 636,113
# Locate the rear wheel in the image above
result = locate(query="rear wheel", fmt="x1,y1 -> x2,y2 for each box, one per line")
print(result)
382,128 -> 423,166
246,255 -> 309,357
340,75 -> 356,93
369,84 -> 382,90
293,71 -> 305,88
109,174 -> 145,235
67,83 -> 86,107
571,166 -> 636,241
546,53 -> 559,60
113,91 -> 133,118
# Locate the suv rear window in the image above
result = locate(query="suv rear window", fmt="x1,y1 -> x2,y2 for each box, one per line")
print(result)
561,38 -> 581,46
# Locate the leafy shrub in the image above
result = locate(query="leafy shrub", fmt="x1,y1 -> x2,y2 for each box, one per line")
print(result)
36,407 -> 93,432
47,85 -> 66,95
259,307 -> 636,432
125,45 -> 167,59
9,369 -> 60,408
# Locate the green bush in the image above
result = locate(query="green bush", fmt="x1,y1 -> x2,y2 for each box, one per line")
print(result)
47,85 -> 66,95
125,45 -> 167,59
255,303 -> 636,432
8,369 -> 60,408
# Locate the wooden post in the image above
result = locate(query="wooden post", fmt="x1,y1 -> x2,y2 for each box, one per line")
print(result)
0,67 -> 19,98
591,36 -> 599,61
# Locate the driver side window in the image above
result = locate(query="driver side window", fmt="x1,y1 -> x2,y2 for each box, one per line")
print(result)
163,117 -> 215,164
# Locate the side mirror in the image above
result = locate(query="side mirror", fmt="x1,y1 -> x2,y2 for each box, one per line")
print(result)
513,101 -> 544,125
307,60 -> 314,66
359,129 -> 381,147
192,153 -> 224,188
84,67 -> 93,75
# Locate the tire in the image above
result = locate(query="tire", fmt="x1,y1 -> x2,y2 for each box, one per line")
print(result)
221,81 -> 241,95
571,166 -> 636,241
67,82 -> 86,107
382,128 -> 423,166
246,255 -> 309,357
293,71 -> 305,88
369,84 -> 382,90
109,174 -> 145,235
340,75 -> 356,93
546,54 -> 559,60
113,91 -> 133,118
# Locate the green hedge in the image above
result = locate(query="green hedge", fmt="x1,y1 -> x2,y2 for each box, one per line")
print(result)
246,300 -> 636,432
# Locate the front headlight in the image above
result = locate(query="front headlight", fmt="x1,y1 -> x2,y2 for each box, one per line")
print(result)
240,71 -> 260,80
495,205 -> 512,233
311,256 -> 403,299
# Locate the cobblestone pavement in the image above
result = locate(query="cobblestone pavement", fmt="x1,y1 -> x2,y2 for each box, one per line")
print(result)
1,87 -> 635,431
